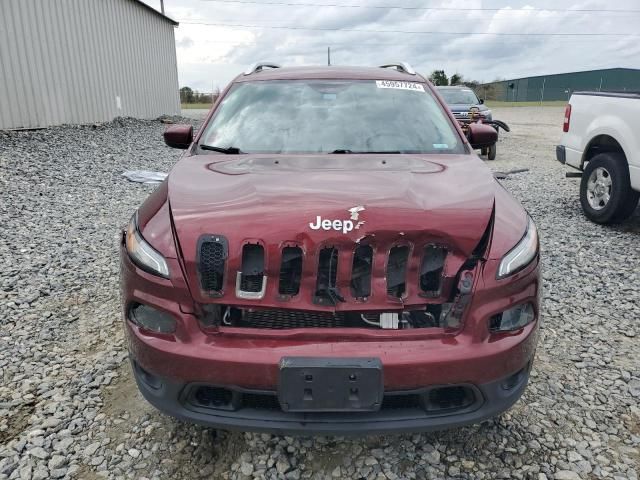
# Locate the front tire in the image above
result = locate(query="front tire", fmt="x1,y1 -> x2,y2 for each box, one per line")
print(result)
487,144 -> 497,160
579,153 -> 639,224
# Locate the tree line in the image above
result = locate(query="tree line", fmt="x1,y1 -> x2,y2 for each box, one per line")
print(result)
429,70 -> 479,89
180,86 -> 220,104
179,71 -> 491,104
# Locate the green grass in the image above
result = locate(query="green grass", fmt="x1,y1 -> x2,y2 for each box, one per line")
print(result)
181,103 -> 212,110
486,100 -> 568,108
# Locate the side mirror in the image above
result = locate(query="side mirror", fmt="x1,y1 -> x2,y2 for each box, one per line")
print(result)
164,124 -> 193,149
467,123 -> 497,148
479,98 -> 484,104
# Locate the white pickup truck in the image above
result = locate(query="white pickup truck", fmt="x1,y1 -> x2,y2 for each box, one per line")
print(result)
556,91 -> 640,224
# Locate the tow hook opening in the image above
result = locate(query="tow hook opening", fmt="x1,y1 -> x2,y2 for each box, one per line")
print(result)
132,359 -> 163,390
501,364 -> 530,391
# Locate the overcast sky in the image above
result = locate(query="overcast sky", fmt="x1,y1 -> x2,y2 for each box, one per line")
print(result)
140,0 -> 640,92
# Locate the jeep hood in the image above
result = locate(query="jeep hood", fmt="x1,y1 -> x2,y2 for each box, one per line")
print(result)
168,154 -> 496,308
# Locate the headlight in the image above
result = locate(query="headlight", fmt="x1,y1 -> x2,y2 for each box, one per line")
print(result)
125,214 -> 170,278
489,303 -> 535,332
497,217 -> 538,279
129,303 -> 176,333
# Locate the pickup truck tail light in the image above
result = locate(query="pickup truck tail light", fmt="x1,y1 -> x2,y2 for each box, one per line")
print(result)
563,104 -> 572,132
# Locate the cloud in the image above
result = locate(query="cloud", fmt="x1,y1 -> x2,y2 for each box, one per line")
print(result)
139,0 -> 640,90
176,36 -> 194,49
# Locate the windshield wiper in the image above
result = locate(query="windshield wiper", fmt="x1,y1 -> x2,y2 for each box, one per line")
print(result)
199,144 -> 243,154
331,149 -> 402,154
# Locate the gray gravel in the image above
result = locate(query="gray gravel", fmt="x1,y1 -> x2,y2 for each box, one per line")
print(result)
1,108 -> 639,480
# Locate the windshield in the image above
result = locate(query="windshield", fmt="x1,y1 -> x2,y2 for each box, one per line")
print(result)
201,80 -> 464,154
438,89 -> 480,105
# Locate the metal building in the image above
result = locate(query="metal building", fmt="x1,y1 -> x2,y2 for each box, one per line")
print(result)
0,0 -> 180,130
479,68 -> 640,102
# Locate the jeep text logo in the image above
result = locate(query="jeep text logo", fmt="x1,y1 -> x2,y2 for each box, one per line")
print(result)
309,206 -> 366,234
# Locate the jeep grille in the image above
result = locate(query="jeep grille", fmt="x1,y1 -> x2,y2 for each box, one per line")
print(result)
197,240 -> 449,302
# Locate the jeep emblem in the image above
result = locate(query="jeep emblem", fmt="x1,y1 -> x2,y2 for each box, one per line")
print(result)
309,206 -> 366,234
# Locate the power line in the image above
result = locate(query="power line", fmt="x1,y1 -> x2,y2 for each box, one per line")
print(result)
196,38 -> 634,45
197,0 -> 640,14
179,21 -> 640,36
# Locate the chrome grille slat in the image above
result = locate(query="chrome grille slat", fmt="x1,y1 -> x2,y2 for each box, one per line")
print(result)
239,244 -> 265,294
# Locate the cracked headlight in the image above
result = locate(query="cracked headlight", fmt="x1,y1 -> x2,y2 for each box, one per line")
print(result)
497,217 -> 538,279
125,214 -> 170,278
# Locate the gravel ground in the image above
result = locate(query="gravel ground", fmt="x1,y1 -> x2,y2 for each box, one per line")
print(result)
180,109 -> 210,120
1,107 -> 638,480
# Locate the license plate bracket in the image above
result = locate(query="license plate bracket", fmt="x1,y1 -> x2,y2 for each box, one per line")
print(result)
278,357 -> 383,412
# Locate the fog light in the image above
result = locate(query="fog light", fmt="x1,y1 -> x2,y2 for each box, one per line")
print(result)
489,303 -> 535,332
129,303 -> 176,333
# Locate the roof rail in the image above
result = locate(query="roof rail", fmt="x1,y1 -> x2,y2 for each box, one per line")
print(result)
244,62 -> 281,75
379,62 -> 416,75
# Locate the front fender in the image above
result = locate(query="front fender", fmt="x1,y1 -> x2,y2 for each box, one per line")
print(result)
136,180 -> 178,260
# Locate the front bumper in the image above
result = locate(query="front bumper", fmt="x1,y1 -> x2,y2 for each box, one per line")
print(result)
121,238 -> 540,434
126,318 -> 537,434
453,112 -> 492,122
131,357 -> 532,435
126,316 -> 538,391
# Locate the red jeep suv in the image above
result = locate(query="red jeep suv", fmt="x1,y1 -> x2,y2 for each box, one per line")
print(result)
121,63 -> 540,434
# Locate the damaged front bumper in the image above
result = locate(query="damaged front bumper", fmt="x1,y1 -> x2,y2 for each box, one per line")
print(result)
121,233 -> 541,434
130,355 -> 532,435
124,304 -> 538,434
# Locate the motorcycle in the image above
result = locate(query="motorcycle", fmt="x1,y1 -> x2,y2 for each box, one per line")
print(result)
457,107 -> 510,160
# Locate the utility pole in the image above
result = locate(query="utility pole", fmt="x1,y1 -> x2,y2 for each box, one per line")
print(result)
160,0 -> 165,14
327,47 -> 331,66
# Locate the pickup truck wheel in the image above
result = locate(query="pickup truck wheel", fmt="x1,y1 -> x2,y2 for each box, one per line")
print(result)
580,153 -> 639,224
487,144 -> 497,160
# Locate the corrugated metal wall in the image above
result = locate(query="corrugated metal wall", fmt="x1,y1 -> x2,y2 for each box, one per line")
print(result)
0,0 -> 180,129
478,68 -> 640,102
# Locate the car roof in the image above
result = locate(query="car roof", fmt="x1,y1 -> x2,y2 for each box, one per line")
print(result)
234,66 -> 428,83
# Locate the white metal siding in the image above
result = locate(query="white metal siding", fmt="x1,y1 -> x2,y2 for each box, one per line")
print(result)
0,0 -> 180,129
